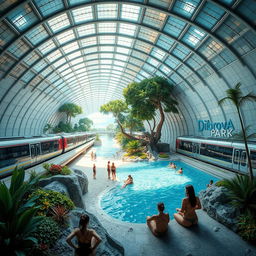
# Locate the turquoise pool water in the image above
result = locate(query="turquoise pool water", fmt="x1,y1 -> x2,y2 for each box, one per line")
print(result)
94,135 -> 120,158
101,161 -> 219,223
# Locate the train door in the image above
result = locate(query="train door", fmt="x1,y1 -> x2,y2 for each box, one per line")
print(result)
192,143 -> 200,158
233,149 -> 247,173
30,143 -> 41,164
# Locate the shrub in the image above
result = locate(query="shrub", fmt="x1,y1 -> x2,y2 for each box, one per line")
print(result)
221,175 -> 256,214
51,205 -> 69,226
215,180 -> 229,187
158,152 -> 169,158
237,213 -> 256,242
43,163 -> 71,176
139,153 -> 148,159
30,189 -> 74,216
31,217 -> 60,254
0,168 -> 44,255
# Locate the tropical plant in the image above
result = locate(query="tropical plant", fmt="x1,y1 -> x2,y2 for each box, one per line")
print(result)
43,123 -> 52,133
237,212 -> 256,242
59,103 -> 82,124
52,121 -> 73,133
158,152 -> 169,159
51,205 -> 69,225
31,217 -> 60,254
101,77 -> 179,151
43,163 -> 71,176
0,167 -> 44,255
221,175 -> 256,215
218,83 -> 256,180
30,189 -> 74,216
125,140 -> 142,154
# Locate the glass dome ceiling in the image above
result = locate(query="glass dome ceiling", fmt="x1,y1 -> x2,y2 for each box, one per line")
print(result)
0,0 -> 255,115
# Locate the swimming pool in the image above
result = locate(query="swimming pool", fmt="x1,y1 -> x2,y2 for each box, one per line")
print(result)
94,135 -> 120,158
100,160 -> 219,223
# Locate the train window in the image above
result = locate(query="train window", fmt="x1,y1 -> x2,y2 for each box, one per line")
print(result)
179,141 -> 193,152
251,151 -> 256,169
234,150 -> 239,165
200,144 -> 233,163
241,151 -> 247,167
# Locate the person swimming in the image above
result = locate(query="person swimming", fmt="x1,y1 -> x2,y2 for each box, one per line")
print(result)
173,185 -> 201,227
146,202 -> 170,237
177,168 -> 183,174
122,175 -> 133,188
66,214 -> 102,256
168,162 -> 177,169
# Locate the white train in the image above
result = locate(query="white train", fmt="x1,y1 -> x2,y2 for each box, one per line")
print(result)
0,133 -> 95,178
176,136 -> 256,175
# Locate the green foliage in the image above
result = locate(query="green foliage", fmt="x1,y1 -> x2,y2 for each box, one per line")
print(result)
31,217 -> 60,254
237,213 -> 256,242
30,189 -> 74,216
215,180 -> 229,187
43,163 -> 71,176
51,205 -> 69,226
74,118 -> 93,132
52,121 -> 73,133
0,167 -> 44,255
139,153 -> 148,159
125,140 -> 142,154
100,100 -> 128,118
158,153 -> 169,158
59,103 -> 82,124
221,175 -> 256,214
115,132 -> 133,149
43,123 -> 52,133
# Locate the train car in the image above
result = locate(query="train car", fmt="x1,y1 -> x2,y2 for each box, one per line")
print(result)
0,135 -> 63,177
176,136 -> 256,175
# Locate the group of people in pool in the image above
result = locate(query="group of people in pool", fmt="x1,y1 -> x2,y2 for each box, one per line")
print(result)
168,162 -> 183,174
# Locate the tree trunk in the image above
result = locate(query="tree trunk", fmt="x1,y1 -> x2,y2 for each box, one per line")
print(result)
154,103 -> 165,144
237,106 -> 254,180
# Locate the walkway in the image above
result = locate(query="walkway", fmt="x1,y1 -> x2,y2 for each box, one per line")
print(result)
70,150 -> 256,256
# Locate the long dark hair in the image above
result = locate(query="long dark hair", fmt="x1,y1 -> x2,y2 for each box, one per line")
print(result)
186,185 -> 196,207
79,214 -> 89,230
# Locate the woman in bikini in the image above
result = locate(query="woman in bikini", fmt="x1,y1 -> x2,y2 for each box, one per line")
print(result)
174,185 -> 201,227
66,214 -> 101,256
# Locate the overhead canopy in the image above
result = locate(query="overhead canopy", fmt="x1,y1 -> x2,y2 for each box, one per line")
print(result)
0,0 -> 255,140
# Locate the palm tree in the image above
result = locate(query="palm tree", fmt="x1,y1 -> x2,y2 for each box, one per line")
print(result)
218,83 -> 256,180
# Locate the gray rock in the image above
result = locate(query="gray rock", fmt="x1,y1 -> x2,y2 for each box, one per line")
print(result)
73,168 -> 88,194
213,227 -> 220,232
43,181 -> 69,195
69,209 -> 124,256
39,174 -> 85,208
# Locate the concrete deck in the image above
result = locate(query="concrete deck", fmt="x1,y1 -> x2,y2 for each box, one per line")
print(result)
70,150 -> 256,256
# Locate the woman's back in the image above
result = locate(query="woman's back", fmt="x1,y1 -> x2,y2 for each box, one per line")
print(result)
182,197 -> 200,218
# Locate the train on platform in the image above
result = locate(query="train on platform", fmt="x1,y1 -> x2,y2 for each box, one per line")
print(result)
0,133 -> 95,178
176,136 -> 256,175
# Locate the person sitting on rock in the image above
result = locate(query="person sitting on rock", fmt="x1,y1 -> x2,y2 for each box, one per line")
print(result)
174,185 -> 201,227
122,175 -> 133,188
66,214 -> 101,256
146,202 -> 170,237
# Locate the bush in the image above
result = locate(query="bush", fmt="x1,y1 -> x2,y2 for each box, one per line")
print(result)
221,175 -> 256,214
51,205 -> 69,226
158,152 -> 169,158
43,163 -> 71,176
139,153 -> 148,159
31,217 -> 60,254
215,180 -> 229,187
30,189 -> 74,216
238,213 -> 256,242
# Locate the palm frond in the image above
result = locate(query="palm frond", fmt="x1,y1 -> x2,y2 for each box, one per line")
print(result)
239,93 -> 256,106
218,96 -> 230,106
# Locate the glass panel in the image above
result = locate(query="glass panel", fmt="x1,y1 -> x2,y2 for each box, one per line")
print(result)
156,35 -> 175,51
143,9 -> 167,28
119,23 -> 136,36
0,0 -> 18,13
7,3 -> 38,32
0,54 -> 15,72
177,64 -> 193,78
69,0 -> 91,6
98,23 -> 116,33
182,26 -> 206,48
0,21 -> 15,48
72,6 -> 93,23
117,37 -> 133,47
138,27 -> 158,43
97,4 -> 117,19
25,25 -> 49,45
48,13 -> 70,33
38,39 -> 56,55
23,52 -> 40,66
186,54 -> 204,70
148,0 -> 172,8
237,0 -> 256,25
56,30 -> 75,44
151,48 -> 166,60
134,41 -> 152,54
99,35 -> 115,44
172,44 -> 191,60
172,0 -> 200,18
77,24 -> 95,36
21,70 -> 35,82
8,39 -> 30,58
164,16 -> 186,38
198,38 -> 223,60
195,2 -> 225,29
121,4 -> 141,21
33,59 -> 48,72
35,0 -> 64,17
165,56 -> 181,69
62,42 -> 79,54
47,49 -> 62,62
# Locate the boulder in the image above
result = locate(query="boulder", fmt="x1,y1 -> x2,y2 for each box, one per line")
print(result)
43,181 -> 69,195
199,185 -> 239,232
39,172 -> 86,209
73,169 -> 88,194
